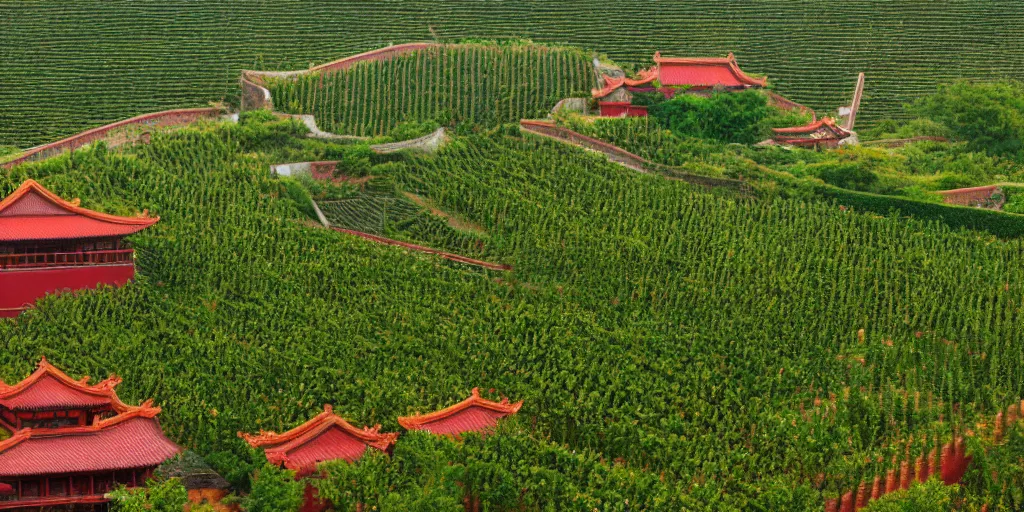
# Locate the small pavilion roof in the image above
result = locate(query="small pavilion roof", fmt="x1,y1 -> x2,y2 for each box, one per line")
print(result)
772,118 -> 852,146
591,67 -> 659,99
397,388 -> 522,436
654,52 -> 767,88
240,405 -> 398,473
0,405 -> 180,478
0,179 -> 158,243
0,357 -> 130,413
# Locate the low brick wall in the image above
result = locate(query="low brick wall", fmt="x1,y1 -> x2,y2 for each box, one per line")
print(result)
2,108 -> 222,169
937,185 -> 1000,207
242,42 -> 437,85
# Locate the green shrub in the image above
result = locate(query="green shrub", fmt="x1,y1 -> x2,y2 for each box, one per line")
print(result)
649,90 -> 810,144
909,80 -> 1024,158
242,464 -> 304,512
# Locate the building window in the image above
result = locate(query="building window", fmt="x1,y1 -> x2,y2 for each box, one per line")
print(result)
49,478 -> 67,496
72,476 -> 92,496
21,480 -> 39,498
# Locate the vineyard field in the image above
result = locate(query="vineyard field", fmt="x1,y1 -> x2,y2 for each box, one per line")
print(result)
2,117 -> 1023,507
265,44 -> 593,136
4,1 -> 1024,147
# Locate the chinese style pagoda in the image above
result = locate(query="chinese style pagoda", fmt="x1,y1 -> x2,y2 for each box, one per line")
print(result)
0,358 -> 180,511
241,405 -> 398,512
0,180 -> 158,318
771,117 -> 853,149
592,52 -> 767,117
397,388 -> 522,437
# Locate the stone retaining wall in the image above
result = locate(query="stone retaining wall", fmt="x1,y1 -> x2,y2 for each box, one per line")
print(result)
2,108 -> 222,169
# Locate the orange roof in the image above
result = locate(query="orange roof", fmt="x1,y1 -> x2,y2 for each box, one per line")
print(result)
0,404 -> 180,477
591,67 -> 658,99
0,357 -> 132,412
654,52 -> 767,88
397,388 -> 522,436
772,117 -> 851,137
240,405 -> 398,473
0,180 -> 158,242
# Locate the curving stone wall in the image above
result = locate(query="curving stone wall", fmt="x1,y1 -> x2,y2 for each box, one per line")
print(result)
2,108 -> 223,169
241,42 -> 438,86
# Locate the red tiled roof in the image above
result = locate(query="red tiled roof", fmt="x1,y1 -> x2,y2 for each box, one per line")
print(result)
0,357 -> 129,412
654,52 -> 767,88
0,180 -> 158,242
592,67 -> 658,99
240,405 -> 398,474
0,406 -> 180,477
772,117 -> 849,136
397,388 -> 522,436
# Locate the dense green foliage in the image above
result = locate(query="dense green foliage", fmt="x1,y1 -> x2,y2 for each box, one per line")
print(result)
648,90 -> 810,144
907,81 -> 1024,158
5,0 -> 1024,147
267,43 -> 593,136
3,119 -> 1024,508
109,478 -> 189,512
242,464 -> 304,512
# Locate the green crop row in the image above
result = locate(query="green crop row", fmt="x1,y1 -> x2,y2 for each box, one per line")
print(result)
265,44 -> 593,136
4,1 -> 1024,148
2,119 -> 1024,507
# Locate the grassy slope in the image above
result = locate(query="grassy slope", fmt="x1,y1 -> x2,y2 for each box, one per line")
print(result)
3,1 -> 1024,147
1,119 -> 1024,506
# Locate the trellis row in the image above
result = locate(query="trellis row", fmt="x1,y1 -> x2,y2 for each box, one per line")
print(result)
1,108 -> 223,169
330,227 -> 512,271
824,400 -> 1024,512
518,120 -> 753,194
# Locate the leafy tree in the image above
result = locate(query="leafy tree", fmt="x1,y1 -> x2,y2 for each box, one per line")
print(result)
242,463 -> 304,512
909,81 -> 1024,158
109,478 -> 188,512
648,90 -> 810,144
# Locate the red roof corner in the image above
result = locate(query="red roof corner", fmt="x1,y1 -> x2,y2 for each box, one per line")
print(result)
0,356 -> 131,412
0,404 -> 179,478
0,179 -> 158,242
653,51 -> 767,88
592,67 -> 659,99
772,117 -> 850,136
239,405 -> 398,474
397,388 -> 522,436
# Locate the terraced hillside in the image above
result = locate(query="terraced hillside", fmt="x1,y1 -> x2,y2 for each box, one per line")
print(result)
3,1 -> 1024,147
2,116 -> 1023,508
264,44 -> 593,136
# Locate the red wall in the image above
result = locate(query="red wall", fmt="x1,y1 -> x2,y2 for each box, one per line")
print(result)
598,102 -> 648,117
0,264 -> 135,317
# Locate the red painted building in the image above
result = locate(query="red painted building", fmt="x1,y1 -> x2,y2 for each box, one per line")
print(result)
0,180 -> 158,318
0,358 -> 180,511
240,405 -> 399,512
771,117 -> 852,148
397,388 -> 522,437
592,52 -> 767,117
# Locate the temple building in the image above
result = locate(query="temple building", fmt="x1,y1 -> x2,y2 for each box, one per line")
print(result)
0,358 -> 180,511
770,117 -> 853,149
0,180 -> 158,318
398,388 -> 522,437
241,405 -> 399,512
592,52 -> 768,117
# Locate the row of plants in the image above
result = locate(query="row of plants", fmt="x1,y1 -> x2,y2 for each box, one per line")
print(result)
265,43 -> 593,137
8,0 -> 1024,147
3,117 -> 1024,507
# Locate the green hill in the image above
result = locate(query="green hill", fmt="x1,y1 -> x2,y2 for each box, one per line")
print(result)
2,116 -> 1023,508
4,1 -> 1024,148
